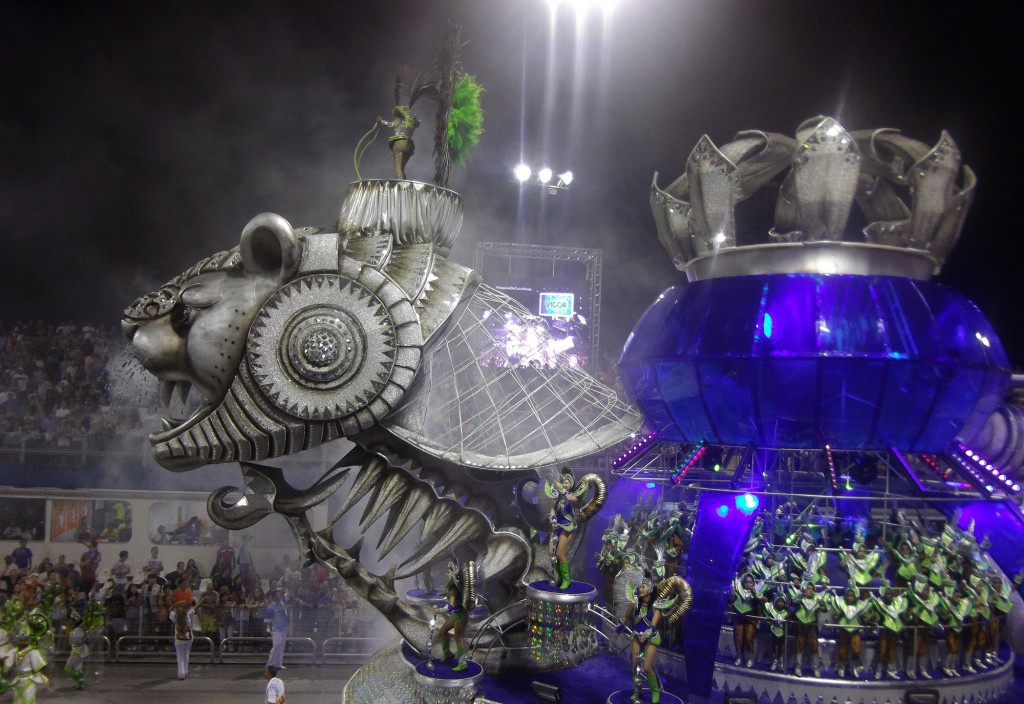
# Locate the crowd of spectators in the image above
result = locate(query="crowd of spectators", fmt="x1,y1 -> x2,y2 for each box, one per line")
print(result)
0,321 -> 154,455
1,540 -> 372,651
0,319 -> 629,459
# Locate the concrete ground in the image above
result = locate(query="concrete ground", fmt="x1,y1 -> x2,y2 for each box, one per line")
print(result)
32,662 -> 358,704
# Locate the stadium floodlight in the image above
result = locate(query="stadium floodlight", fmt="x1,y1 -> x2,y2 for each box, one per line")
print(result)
557,171 -> 573,186
513,163 -> 532,182
538,168 -> 553,184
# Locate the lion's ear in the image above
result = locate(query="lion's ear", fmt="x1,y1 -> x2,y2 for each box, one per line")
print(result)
239,213 -> 301,281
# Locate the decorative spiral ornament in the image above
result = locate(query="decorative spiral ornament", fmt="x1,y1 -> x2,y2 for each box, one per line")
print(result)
247,272 -> 422,424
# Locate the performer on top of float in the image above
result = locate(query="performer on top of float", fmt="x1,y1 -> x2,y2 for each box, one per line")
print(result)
547,468 -> 584,590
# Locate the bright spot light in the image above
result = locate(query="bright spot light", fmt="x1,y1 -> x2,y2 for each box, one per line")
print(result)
763,313 -> 773,339
646,482 -> 656,489
513,164 -> 531,182
735,493 -> 759,515
560,0 -> 620,13
538,167 -> 553,184
975,332 -> 991,347
558,171 -> 573,185
714,232 -> 726,244
1014,484 -> 1021,492
826,123 -> 843,137
235,496 -> 249,507
715,504 -> 729,518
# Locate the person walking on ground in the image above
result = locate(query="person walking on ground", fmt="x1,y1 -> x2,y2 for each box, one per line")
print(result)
264,665 -> 286,704
169,600 -> 195,680
264,590 -> 288,670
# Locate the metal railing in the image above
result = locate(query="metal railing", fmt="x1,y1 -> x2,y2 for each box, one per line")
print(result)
47,602 -> 390,665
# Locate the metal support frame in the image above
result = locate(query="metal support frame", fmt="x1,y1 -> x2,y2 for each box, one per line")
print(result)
473,241 -> 603,368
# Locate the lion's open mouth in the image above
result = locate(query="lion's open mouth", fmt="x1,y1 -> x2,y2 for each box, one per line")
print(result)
147,377 -> 230,471
151,380 -> 216,439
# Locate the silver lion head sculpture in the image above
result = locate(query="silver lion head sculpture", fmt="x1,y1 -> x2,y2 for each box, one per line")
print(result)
122,178 -> 640,663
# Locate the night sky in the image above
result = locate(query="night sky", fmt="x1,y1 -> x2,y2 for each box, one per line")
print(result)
1,1 -> 1019,367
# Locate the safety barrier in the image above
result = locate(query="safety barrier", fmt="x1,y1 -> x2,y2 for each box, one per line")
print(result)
115,635 -> 216,663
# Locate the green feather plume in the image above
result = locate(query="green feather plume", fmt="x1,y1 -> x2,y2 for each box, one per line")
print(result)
446,74 -> 484,166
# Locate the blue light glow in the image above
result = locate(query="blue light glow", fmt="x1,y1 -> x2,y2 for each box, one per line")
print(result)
735,493 -> 759,514
715,504 -> 729,518
763,312 -> 773,339
646,482 -> 655,488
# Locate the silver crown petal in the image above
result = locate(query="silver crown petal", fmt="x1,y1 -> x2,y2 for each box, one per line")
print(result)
651,117 -> 975,281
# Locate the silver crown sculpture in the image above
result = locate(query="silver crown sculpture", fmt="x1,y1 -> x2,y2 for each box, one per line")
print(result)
651,116 -> 974,282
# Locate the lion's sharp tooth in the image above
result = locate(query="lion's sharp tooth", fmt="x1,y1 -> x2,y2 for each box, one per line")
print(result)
160,380 -> 174,407
477,533 -> 528,581
161,417 -> 175,431
376,484 -> 435,560
328,457 -> 387,523
175,381 -> 192,405
395,513 -> 487,579
359,471 -> 409,531
419,500 -> 455,541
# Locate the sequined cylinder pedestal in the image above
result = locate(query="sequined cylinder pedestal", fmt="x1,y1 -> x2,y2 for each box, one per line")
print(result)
413,661 -> 484,704
526,581 -> 599,670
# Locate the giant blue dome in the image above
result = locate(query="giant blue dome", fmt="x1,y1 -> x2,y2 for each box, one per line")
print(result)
619,274 -> 1010,451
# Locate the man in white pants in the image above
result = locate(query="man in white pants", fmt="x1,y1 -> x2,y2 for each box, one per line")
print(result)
169,600 -> 195,680
264,665 -> 285,704
264,591 -> 288,670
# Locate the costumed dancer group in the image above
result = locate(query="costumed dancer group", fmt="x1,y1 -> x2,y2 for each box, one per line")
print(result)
725,511 -> 1020,680
0,587 -> 105,701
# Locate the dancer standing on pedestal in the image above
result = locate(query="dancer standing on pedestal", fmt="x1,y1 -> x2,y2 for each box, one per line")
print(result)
435,560 -> 476,672
547,469 -> 582,590
619,576 -> 662,704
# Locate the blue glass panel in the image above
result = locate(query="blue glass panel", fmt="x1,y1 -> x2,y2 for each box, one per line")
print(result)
756,359 -> 819,447
658,361 -> 715,442
921,366 -> 989,449
761,276 -> 818,356
919,284 -> 987,366
816,276 -> 888,355
698,359 -> 759,444
620,284 -> 682,360
874,278 -> 935,360
664,282 -> 715,357
819,359 -> 886,448
684,493 -> 760,698
872,361 -> 939,448
695,276 -> 763,356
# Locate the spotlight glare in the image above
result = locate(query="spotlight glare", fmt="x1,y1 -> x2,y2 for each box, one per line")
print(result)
538,167 -> 553,184
514,164 -> 531,182
558,170 -> 573,185
735,493 -> 759,515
